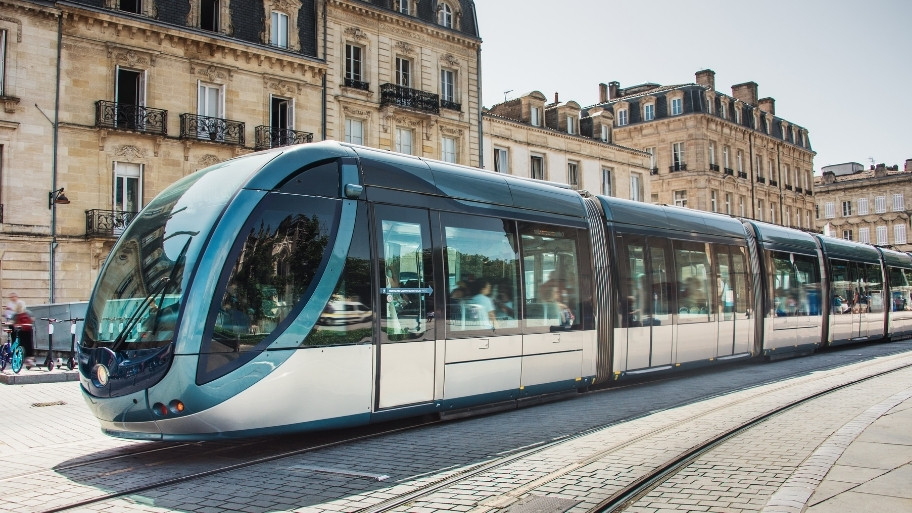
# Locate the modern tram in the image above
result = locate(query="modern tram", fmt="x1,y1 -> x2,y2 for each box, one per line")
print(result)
77,141 -> 912,440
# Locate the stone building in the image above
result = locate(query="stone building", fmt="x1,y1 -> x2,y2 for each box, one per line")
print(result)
815,160 -> 912,252
0,0 -> 480,305
482,91 -> 651,200
590,70 -> 816,227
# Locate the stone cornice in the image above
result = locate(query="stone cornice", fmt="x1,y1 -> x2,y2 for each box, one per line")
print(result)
328,0 -> 481,49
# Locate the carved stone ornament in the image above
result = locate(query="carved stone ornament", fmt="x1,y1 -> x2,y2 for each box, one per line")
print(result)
442,54 -> 460,67
344,27 -> 368,41
114,145 -> 145,160
342,105 -> 371,119
108,45 -> 156,67
199,154 -> 222,167
270,0 -> 299,12
440,125 -> 463,137
265,76 -> 303,96
190,61 -> 233,82
394,41 -> 415,55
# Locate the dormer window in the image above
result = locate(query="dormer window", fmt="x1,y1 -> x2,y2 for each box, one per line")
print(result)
270,11 -> 288,48
719,102 -> 726,120
530,106 -> 540,127
644,103 -> 654,121
600,124 -> 609,142
671,97 -> 683,116
200,0 -> 219,31
617,108 -> 628,126
398,0 -> 411,15
439,3 -> 453,28
566,115 -> 575,135
118,0 -> 141,13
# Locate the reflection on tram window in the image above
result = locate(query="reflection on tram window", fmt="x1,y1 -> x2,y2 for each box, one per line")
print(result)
306,204 -> 372,346
889,267 -> 912,311
444,216 -> 520,334
675,241 -> 711,322
769,251 -> 821,317
520,224 -> 580,332
378,212 -> 433,342
204,195 -> 339,374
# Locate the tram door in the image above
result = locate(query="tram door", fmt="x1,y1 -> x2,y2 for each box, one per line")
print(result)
374,205 -> 436,409
619,235 -> 673,370
713,245 -> 752,356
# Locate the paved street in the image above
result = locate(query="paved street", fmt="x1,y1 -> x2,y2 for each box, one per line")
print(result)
1,341 -> 910,513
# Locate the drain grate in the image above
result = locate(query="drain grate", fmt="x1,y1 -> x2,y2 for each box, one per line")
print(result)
32,400 -> 67,408
503,495 -> 580,513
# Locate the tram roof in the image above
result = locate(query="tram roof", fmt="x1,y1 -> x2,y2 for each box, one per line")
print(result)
878,247 -> 912,269
815,234 -> 883,264
743,220 -> 819,254
597,196 -> 748,240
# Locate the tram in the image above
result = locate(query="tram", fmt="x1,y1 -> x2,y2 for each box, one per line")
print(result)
77,141 -> 912,440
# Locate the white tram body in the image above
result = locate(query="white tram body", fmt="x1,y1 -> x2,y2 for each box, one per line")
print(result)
77,141 -> 912,440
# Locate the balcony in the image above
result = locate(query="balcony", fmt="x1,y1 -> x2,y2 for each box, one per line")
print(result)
757,177 -> 766,183
724,168 -> 734,176
738,171 -> 748,179
709,164 -> 720,172
95,100 -> 167,136
380,83 -> 440,115
669,163 -> 687,172
650,168 -> 659,175
85,209 -> 137,239
440,99 -> 462,112
769,180 -> 778,187
179,113 -> 245,146
796,187 -> 804,194
344,78 -> 370,91
785,184 -> 793,191
254,126 -> 314,150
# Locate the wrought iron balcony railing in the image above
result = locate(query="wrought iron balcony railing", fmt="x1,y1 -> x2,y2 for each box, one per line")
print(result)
380,83 -> 440,114
709,164 -> 720,171
757,177 -> 766,183
254,126 -> 314,150
86,209 -> 137,239
179,113 -> 245,146
440,99 -> 462,112
95,100 -> 167,135
344,78 -> 370,91
669,163 -> 687,172
738,171 -> 748,179
769,180 -> 778,187
785,184 -> 793,191
724,168 -> 734,176
796,187 -> 804,194
650,168 -> 659,175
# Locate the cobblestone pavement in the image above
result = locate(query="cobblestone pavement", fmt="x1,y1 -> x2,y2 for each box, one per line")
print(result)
0,341 -> 910,513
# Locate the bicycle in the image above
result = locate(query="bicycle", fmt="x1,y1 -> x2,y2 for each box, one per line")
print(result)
0,323 -> 25,373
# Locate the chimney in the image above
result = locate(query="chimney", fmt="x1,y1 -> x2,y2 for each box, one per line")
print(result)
731,81 -> 758,106
695,69 -> 715,90
599,83 -> 608,103
758,97 -> 776,115
609,81 -> 620,100
823,171 -> 836,184
905,159 -> 912,173
875,164 -> 887,178
554,92 -> 559,104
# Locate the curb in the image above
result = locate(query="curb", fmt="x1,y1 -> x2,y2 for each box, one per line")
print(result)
0,369 -> 79,385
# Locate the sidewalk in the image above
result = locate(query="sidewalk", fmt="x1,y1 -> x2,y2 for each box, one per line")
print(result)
0,358 -> 79,385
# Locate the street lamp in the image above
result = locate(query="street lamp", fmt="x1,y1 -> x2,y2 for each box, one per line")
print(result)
48,187 -> 69,209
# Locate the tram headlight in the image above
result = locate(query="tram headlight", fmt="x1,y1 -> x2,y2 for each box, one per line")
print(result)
93,364 -> 110,387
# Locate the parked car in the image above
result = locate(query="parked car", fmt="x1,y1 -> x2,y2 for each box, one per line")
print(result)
318,301 -> 372,325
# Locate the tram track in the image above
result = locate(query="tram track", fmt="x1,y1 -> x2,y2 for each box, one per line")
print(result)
16,344 -> 912,513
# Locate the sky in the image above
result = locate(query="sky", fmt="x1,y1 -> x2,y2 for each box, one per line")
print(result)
475,0 -> 911,173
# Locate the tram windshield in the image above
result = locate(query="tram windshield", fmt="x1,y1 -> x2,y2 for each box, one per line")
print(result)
81,152 -> 279,350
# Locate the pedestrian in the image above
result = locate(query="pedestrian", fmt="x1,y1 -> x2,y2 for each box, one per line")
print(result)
5,292 -> 34,366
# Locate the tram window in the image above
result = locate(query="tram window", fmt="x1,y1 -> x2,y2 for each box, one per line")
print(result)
864,263 -> 884,314
203,194 -> 340,375
618,235 -> 647,328
889,268 -> 912,311
830,260 -> 852,314
444,215 -> 520,335
305,203 -> 373,346
519,224 -> 581,332
730,246 -> 751,316
674,241 -> 711,322
769,252 -> 820,317
377,210 -> 433,343
277,160 -> 340,198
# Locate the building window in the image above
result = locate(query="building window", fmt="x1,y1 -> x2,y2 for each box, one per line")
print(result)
270,11 -> 288,47
0,30 -> 6,96
644,103 -> 654,121
345,118 -> 364,145
858,198 -> 869,215
113,162 -> 142,230
441,136 -> 456,163
671,97 -> 683,115
567,161 -> 579,189
719,102 -> 726,119
602,167 -> 612,196
398,0 -> 411,15
735,107 -> 741,124
566,115 -> 575,135
770,203 -> 776,224
345,44 -> 364,84
824,202 -> 835,219
630,172 -> 643,201
395,57 -> 411,87
646,147 -> 656,170
893,194 -> 904,212
530,154 -> 544,180
395,127 -> 413,154
600,124 -> 609,142
197,81 -> 223,139
756,155 -> 763,178
708,142 -> 716,167
875,196 -> 886,214
530,106 -> 540,127
725,193 -> 732,215
895,224 -> 907,245
440,69 -> 456,103
118,0 -> 142,14
672,142 -> 685,170
723,145 -> 730,170
758,200 -> 764,221
785,209 -> 791,227
617,108 -> 628,126
710,190 -> 717,212
877,225 -> 888,245
842,201 -> 852,217
200,0 -> 219,31
739,196 -> 745,217
494,147 -> 509,173
859,227 -> 870,244
674,190 -> 688,208
736,150 -> 744,174
843,230 -> 853,241
439,2 -> 453,28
